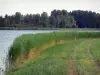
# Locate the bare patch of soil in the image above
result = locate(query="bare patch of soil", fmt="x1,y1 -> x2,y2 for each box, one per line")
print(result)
67,57 -> 79,75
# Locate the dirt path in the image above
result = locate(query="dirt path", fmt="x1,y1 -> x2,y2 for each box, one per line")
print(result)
68,57 -> 79,75
67,39 -> 100,75
67,41 -> 85,75
68,57 -> 74,75
71,39 -> 100,75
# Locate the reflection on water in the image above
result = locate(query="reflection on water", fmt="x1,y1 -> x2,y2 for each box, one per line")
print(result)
0,30 -> 54,74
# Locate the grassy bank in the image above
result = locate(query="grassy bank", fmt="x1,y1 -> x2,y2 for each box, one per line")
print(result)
7,32 -> 100,75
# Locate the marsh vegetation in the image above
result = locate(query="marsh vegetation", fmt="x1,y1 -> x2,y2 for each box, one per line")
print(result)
7,32 -> 100,75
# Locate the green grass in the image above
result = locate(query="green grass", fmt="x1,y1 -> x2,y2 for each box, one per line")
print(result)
9,32 -> 100,60
7,32 -> 100,75
89,39 -> 100,67
74,39 -> 100,75
7,39 -> 83,75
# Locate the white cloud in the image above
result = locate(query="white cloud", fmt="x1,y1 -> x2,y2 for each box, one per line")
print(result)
0,0 -> 100,16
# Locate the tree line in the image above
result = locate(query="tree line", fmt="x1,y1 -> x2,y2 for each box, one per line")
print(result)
0,9 -> 100,28
70,10 -> 100,28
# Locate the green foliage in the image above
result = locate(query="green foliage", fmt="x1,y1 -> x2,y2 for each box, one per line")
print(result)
90,39 -> 100,64
71,10 -> 100,28
49,16 -> 56,27
1,10 -> 100,28
0,16 -> 5,27
7,32 -> 100,75
15,12 -> 21,24
51,10 -> 76,28
8,39 -> 83,75
40,12 -> 48,27
73,39 -> 100,75
9,32 -> 100,61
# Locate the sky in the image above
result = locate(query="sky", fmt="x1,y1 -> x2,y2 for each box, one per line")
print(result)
0,0 -> 100,16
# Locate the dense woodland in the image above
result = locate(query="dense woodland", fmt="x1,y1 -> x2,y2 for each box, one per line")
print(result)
0,10 -> 100,28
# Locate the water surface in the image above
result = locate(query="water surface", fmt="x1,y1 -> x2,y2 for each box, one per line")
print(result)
0,30 -> 54,73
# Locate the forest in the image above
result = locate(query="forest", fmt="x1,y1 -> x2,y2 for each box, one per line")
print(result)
0,10 -> 100,28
